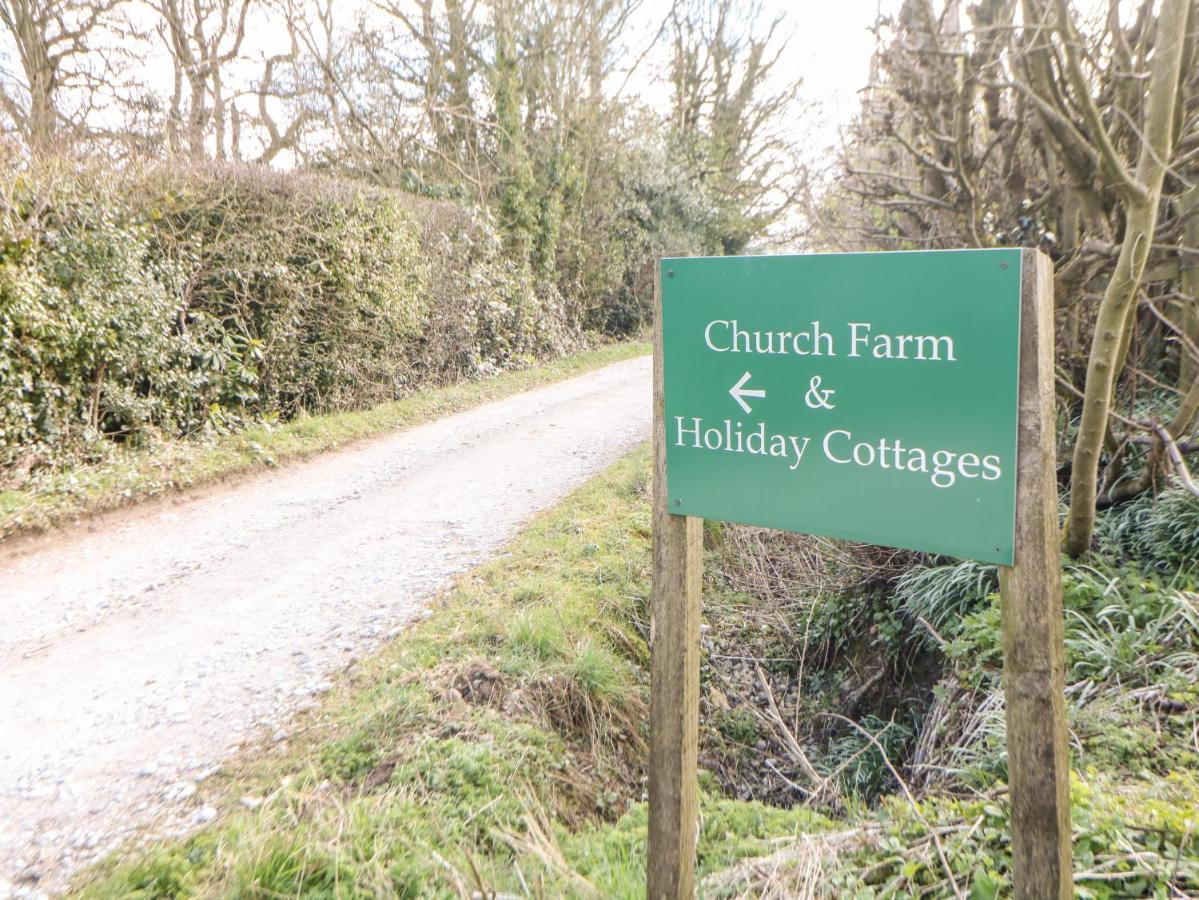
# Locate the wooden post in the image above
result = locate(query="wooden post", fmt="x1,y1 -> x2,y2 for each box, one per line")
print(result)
649,263 -> 704,899
999,249 -> 1072,899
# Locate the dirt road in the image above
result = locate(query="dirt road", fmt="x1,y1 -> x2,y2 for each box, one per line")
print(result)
0,356 -> 650,896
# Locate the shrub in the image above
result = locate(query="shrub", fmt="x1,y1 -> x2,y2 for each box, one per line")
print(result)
138,163 -> 429,421
1132,487 -> 1199,574
0,159 -> 585,472
406,199 -> 576,384
1,167 -> 192,465
893,559 -> 999,646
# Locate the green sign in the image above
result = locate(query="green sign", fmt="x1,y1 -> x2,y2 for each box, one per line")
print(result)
661,249 -> 1022,565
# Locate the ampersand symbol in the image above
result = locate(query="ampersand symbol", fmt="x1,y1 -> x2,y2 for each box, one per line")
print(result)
805,375 -> 836,410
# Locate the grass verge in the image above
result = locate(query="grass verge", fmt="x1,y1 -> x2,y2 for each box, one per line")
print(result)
73,447 -> 1199,897
0,341 -> 648,542
75,445 -> 828,898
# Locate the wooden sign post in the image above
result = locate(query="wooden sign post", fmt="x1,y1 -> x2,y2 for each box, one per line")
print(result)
999,250 -> 1072,899
650,248 -> 1070,898
649,261 -> 704,900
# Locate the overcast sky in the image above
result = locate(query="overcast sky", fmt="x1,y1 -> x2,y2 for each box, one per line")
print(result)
0,0 -> 898,164
769,1 -> 892,142
253,0 -> 897,148
619,0 -> 897,159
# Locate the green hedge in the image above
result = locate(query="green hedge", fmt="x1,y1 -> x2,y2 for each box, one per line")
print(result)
1,171 -> 191,461
0,162 -> 576,469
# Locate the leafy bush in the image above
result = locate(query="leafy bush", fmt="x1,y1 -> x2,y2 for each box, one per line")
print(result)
927,559 -> 1199,791
0,159 -> 583,471
405,199 -> 576,383
1,169 -> 192,465
556,121 -> 728,336
1132,488 -> 1199,573
1062,568 -> 1199,690
893,559 -> 998,647
140,163 -> 429,421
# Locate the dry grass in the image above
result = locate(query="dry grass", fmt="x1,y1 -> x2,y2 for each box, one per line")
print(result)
720,526 -> 922,602
700,828 -> 878,898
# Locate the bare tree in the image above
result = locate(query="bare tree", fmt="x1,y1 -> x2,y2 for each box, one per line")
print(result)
373,0 -> 481,166
151,0 -> 253,158
244,0 -> 319,164
816,0 -> 1199,554
0,0 -> 133,153
668,0 -> 804,252
1026,0 -> 1193,555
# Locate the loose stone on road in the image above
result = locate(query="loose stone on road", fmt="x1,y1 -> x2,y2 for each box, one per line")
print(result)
0,356 -> 650,895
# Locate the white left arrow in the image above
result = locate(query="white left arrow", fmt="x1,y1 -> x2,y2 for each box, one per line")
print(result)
729,371 -> 766,414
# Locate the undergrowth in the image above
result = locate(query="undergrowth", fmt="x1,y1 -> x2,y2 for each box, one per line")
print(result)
76,451 -> 1199,897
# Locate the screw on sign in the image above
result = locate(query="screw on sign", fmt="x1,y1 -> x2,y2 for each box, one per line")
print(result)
650,249 -> 1069,899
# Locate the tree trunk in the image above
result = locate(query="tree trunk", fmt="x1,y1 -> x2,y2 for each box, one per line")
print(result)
1063,0 -> 1191,556
10,3 -> 58,154
1180,186 -> 1199,388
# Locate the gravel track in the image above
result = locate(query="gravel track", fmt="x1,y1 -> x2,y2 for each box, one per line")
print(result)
0,356 -> 650,896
